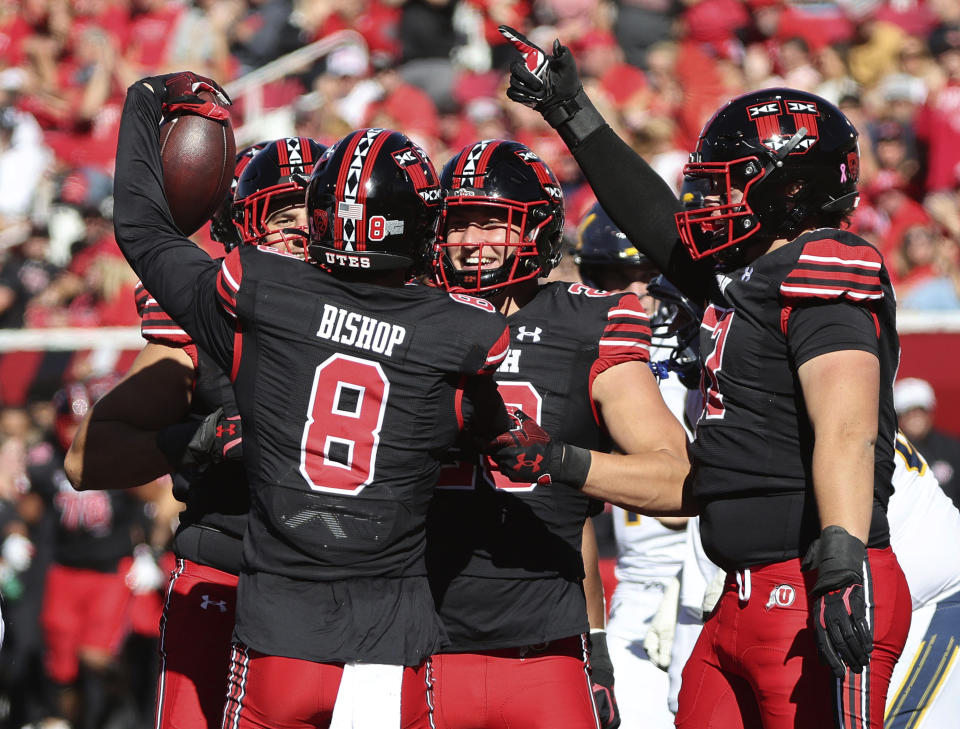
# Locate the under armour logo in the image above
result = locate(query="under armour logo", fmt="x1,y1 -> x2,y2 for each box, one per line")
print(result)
764,584 -> 796,610
216,424 -> 237,438
741,266 -> 754,282
516,326 -> 542,342
200,595 -> 228,612
514,454 -> 542,472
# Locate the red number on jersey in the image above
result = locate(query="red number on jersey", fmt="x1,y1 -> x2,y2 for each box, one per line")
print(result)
483,381 -> 543,492
448,292 -> 496,312
568,282 -> 611,297
299,353 -> 390,495
701,304 -> 734,420
55,489 -> 112,531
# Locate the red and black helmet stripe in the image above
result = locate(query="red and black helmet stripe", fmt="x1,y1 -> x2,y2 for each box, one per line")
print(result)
453,140 -> 502,189
334,128 -> 392,252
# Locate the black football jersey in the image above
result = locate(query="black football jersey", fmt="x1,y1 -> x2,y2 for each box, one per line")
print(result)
690,230 -> 898,570
137,283 -> 248,573
114,85 -> 510,663
427,282 -> 651,650
569,126 -> 900,571
27,444 -> 137,572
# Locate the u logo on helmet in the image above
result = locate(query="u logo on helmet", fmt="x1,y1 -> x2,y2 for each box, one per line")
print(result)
747,98 -> 821,156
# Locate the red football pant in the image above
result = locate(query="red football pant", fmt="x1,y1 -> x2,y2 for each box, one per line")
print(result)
429,635 -> 600,729
676,549 -> 911,729
154,559 -> 238,729
221,643 -> 430,728
41,561 -> 133,683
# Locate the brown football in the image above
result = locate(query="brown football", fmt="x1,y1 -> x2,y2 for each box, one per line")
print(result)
159,92 -> 236,236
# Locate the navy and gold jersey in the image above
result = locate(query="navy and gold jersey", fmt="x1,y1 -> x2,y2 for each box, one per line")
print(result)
690,229 -> 898,570
137,283 -> 249,571
427,282 -> 651,650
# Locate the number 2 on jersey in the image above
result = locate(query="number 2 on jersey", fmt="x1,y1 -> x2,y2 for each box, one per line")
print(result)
485,381 -> 543,492
299,353 -> 389,495
435,381 -> 543,493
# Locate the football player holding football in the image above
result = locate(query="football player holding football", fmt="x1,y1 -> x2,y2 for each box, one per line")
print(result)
65,137 -> 324,729
499,26 -> 910,729
427,139 -> 690,729
113,72 -> 517,728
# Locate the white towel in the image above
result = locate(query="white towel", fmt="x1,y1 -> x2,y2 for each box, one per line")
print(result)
329,662 -> 404,729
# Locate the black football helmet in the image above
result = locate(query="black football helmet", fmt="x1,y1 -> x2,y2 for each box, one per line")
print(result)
432,140 -> 564,296
676,88 -> 860,263
574,201 -> 652,288
647,275 -> 702,390
234,137 -> 326,251
306,129 -> 442,272
209,141 -> 268,250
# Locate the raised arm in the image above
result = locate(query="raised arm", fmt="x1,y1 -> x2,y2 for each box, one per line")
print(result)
499,26 -> 711,299
112,75 -> 235,369
66,342 -> 195,489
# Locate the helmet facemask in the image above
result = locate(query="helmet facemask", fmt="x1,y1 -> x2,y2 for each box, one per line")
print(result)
675,155 -> 768,261
434,195 -> 558,296
237,186 -> 309,255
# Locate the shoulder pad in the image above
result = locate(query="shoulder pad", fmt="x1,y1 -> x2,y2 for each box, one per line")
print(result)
217,248 -> 243,319
134,280 -> 150,317
780,236 -> 884,303
600,293 -> 651,361
138,283 -> 191,347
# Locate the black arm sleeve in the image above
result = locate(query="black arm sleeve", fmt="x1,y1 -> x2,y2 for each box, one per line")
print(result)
113,84 -> 234,371
572,125 -> 713,300
786,301 -> 879,368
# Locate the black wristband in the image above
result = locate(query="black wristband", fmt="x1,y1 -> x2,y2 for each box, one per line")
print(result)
559,443 -> 592,489
555,90 -> 608,150
803,525 -> 866,595
155,420 -> 202,469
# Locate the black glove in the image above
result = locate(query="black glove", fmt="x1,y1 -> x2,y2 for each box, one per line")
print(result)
141,71 -> 231,121
801,525 -> 874,678
485,408 -> 591,487
589,631 -> 621,729
156,407 -> 243,471
498,25 -> 605,147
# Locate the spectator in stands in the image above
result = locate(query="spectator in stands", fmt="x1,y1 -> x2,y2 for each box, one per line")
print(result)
230,0 -> 301,75
613,0 -> 682,70
891,222 -> 960,309
0,103 -> 51,226
894,377 -> 960,509
0,224 -> 62,329
914,23 -> 960,193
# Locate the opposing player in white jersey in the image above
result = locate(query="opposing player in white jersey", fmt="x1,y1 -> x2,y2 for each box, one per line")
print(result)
574,205 -> 698,729
883,432 -> 960,728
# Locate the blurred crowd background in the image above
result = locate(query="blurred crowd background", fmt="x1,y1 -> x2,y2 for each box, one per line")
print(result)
3,0 -> 960,727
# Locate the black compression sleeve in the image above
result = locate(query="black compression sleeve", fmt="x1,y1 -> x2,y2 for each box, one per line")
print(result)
572,126 -> 712,301
113,83 -> 234,371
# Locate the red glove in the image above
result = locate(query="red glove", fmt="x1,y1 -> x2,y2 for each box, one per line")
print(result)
143,71 -> 231,121
485,407 -> 591,487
